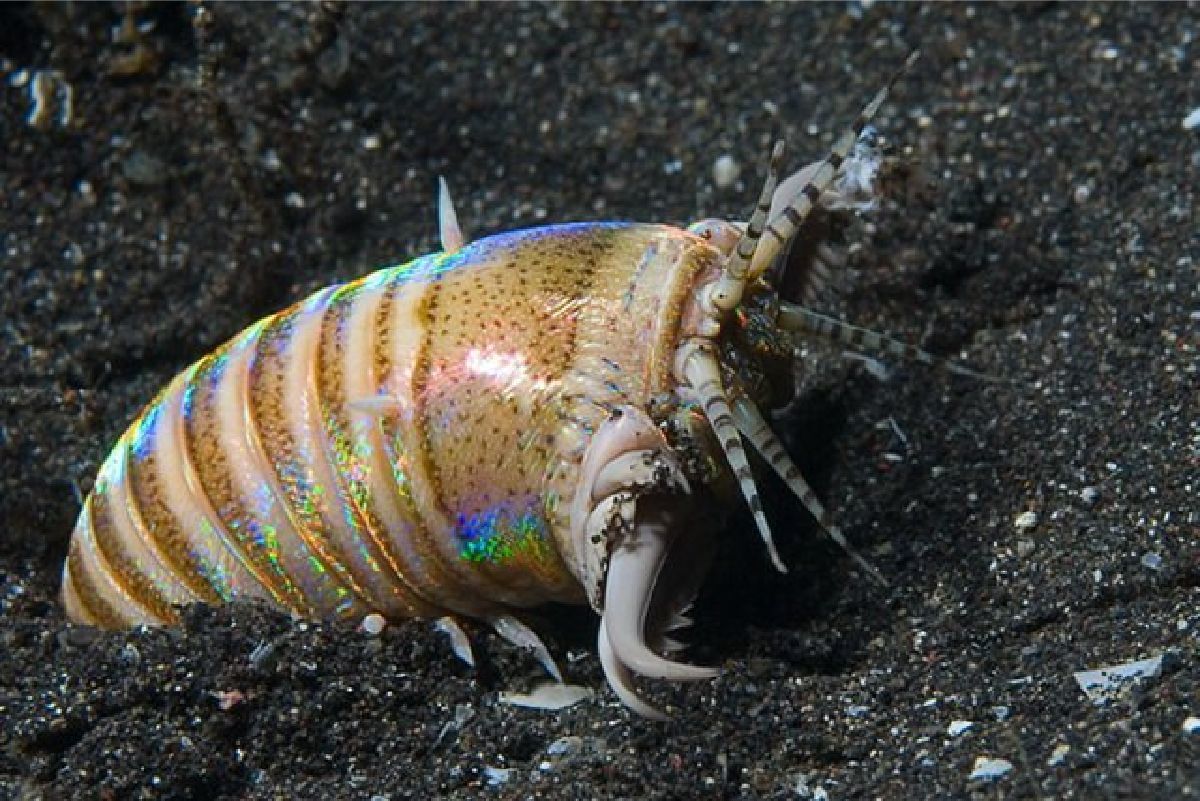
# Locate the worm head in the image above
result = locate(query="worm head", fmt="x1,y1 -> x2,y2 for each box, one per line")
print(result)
571,58 -> 914,716
663,68 -> 906,636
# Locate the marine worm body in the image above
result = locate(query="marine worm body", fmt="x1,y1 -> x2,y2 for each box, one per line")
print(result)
64,222 -> 714,625
64,56 -> 946,717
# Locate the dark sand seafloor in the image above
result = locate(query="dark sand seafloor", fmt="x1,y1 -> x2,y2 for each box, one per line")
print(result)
1,3 -> 1196,799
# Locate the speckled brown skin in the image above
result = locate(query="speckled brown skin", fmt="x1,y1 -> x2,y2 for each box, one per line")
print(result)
62,222 -> 723,629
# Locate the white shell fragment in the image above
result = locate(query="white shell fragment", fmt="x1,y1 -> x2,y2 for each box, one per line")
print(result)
1073,654 -> 1164,705
947,720 -> 975,737
546,736 -> 582,757
483,766 -> 515,786
498,681 -> 594,711
1013,510 -> 1038,531
1183,106 -> 1200,131
969,756 -> 1014,782
1047,743 -> 1071,766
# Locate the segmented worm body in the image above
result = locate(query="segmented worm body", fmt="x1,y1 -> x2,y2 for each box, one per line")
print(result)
65,223 -> 707,624
64,56 -> 947,717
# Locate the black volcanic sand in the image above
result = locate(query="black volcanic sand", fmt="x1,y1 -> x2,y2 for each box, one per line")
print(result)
2,4 -> 1196,799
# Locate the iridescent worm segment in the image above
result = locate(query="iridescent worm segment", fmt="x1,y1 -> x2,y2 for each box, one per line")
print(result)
64,54 -> 969,718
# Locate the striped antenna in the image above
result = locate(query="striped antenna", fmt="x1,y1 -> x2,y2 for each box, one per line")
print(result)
728,391 -> 887,585
707,140 -> 786,314
777,303 -> 1010,383
750,51 -> 920,277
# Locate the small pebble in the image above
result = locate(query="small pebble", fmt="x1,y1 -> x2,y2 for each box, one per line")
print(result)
317,37 -> 350,89
76,179 -> 97,204
1013,510 -> 1038,531
1183,107 -> 1200,131
1047,743 -> 1070,766
1183,716 -> 1200,734
360,613 -> 386,636
214,689 -> 246,711
119,642 -> 141,665
1073,185 -> 1090,203
1079,486 -> 1099,507
122,150 -> 168,187
712,154 -> 740,189
58,625 -> 100,649
1140,552 -> 1163,571
63,242 -> 85,267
